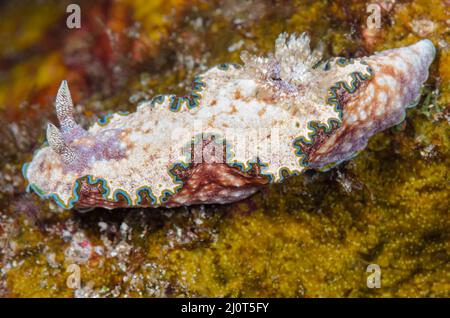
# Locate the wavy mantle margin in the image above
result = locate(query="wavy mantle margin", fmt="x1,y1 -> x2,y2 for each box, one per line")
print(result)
22,61 -> 374,209
293,59 -> 374,168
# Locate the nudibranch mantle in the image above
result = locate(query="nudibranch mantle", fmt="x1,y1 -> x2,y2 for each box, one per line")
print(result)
23,33 -> 435,209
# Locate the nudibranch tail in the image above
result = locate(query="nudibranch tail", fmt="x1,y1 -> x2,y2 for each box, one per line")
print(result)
301,39 -> 436,169
23,33 -> 435,210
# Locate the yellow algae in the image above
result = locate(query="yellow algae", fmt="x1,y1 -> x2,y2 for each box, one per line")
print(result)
0,3 -> 63,59
128,0 -> 187,40
376,0 -> 449,50
438,49 -> 450,109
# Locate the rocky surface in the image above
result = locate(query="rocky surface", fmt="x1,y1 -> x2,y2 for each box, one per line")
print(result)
0,0 -> 448,297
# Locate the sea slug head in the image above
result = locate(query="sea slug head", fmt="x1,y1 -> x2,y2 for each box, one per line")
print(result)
23,81 -> 126,208
28,81 -> 88,171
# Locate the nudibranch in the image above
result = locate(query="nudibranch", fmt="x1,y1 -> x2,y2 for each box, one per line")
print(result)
23,33 -> 435,210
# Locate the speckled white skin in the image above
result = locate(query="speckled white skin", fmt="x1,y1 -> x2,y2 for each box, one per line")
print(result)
24,34 -> 435,209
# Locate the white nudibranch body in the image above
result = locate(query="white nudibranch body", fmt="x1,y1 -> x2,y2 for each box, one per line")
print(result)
23,33 -> 435,210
